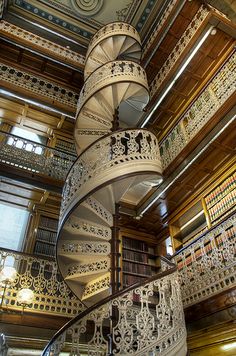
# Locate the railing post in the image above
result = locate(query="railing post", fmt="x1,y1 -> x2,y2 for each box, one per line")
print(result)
112,108 -> 120,132
110,203 -> 121,294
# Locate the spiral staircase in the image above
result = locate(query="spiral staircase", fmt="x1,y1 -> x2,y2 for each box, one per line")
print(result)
43,22 -> 187,355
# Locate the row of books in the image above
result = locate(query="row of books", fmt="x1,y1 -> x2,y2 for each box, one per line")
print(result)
205,172 -> 236,208
39,216 -> 58,231
34,241 -> 55,257
123,261 -> 152,275
55,138 -> 76,154
123,249 -> 148,263
123,237 -> 149,252
36,228 -> 57,243
123,274 -> 146,287
208,190 -> 236,221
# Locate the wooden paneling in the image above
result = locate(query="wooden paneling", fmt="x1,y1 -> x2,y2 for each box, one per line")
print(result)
148,29 -> 235,138
0,40 -> 84,90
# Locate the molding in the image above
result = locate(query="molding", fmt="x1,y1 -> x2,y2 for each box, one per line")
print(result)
160,51 -> 236,170
142,0 -> 180,60
149,4 -> 210,99
13,0 -> 93,40
0,62 -> 78,109
0,20 -> 85,68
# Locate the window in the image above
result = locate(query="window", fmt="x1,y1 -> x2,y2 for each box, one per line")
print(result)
0,203 -> 29,251
7,126 -> 46,155
165,236 -> 173,256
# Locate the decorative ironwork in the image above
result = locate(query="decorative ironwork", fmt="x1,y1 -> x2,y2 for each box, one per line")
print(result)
174,213 -> 236,307
82,273 -> 111,300
0,62 -> 78,108
160,51 -> 236,169
0,21 -> 85,66
150,5 -> 209,98
0,248 -> 85,316
60,129 -> 161,226
83,196 -> 113,227
86,22 -> 140,62
42,260 -> 187,355
65,216 -> 111,240
61,241 -> 110,255
142,0 -> 179,60
78,60 -> 148,115
67,259 -> 110,277
0,130 -> 76,180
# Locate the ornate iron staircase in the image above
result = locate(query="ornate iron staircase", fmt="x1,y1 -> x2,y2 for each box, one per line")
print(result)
43,22 -> 187,355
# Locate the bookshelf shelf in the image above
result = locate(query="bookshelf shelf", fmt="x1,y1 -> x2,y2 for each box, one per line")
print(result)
204,171 -> 236,224
123,271 -> 152,278
122,258 -> 158,268
121,236 -> 159,288
122,246 -> 156,257
38,226 -> 58,233
34,214 -> 58,258
170,170 -> 236,253
35,239 -> 56,246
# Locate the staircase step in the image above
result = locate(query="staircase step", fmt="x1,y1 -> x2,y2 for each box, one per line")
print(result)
100,37 -> 114,60
66,258 -> 110,280
113,35 -> 127,58
94,90 -> 114,118
58,241 -> 110,261
63,216 -> 112,240
77,108 -> 112,129
81,196 -> 113,227
82,272 -> 110,301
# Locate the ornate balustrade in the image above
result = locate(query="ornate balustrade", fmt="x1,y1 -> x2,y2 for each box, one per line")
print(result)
0,130 -> 76,180
160,50 -> 236,170
78,60 -> 148,114
60,128 -> 162,226
0,247 -> 85,316
87,22 -> 140,58
42,257 -> 187,356
0,62 -> 78,109
173,212 -> 236,307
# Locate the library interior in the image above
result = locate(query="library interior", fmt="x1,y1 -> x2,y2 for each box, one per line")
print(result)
0,0 -> 235,355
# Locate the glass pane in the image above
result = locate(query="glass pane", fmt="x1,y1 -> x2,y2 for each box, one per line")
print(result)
0,203 -> 29,251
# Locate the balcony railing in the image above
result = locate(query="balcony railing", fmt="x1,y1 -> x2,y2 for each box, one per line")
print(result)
173,212 -> 236,307
160,51 -> 236,170
0,130 -> 76,180
0,248 -> 85,316
42,257 -> 187,356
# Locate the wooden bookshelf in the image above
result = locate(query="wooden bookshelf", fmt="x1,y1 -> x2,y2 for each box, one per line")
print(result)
33,214 -> 58,258
204,171 -> 236,224
121,236 -> 159,288
51,134 -> 76,155
169,169 -> 236,253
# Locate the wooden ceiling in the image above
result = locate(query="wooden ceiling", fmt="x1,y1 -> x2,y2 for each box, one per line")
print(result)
0,0 -> 235,239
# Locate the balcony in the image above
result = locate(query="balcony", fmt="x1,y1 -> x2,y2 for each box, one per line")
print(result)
159,51 -> 236,171
173,212 -> 236,308
0,247 -> 85,317
0,130 -> 76,183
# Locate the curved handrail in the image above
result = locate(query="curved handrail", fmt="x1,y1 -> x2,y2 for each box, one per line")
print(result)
71,127 -> 159,179
76,59 -> 148,122
85,21 -> 141,62
42,256 -> 176,355
60,128 -> 161,226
